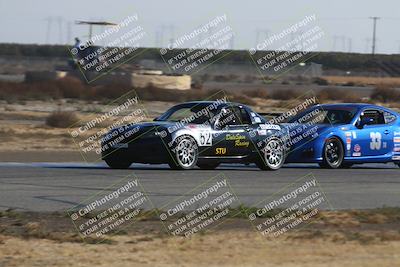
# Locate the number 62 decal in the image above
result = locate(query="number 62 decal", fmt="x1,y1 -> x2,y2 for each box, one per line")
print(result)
199,131 -> 212,146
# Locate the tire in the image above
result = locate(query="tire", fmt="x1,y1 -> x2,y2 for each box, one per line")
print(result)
320,137 -> 344,169
105,158 -> 132,169
168,135 -> 198,170
197,162 -> 220,170
256,137 -> 285,170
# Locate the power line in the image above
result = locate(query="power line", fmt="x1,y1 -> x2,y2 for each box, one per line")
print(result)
369,16 -> 380,55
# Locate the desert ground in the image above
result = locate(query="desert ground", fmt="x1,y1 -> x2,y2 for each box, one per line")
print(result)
0,209 -> 400,267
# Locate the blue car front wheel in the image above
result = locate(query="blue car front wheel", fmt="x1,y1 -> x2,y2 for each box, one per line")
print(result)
319,137 -> 344,169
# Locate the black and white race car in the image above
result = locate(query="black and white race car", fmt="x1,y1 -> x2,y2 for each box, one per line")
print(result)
101,101 -> 288,170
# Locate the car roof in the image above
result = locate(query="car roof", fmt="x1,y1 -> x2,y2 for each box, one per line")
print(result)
317,103 -> 399,114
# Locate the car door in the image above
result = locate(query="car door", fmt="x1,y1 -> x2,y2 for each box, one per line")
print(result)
353,109 -> 393,157
212,105 -> 253,157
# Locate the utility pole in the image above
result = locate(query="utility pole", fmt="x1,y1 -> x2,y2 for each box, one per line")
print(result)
369,16 -> 380,55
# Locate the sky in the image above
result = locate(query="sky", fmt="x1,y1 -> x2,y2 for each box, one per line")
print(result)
1,0 -> 400,54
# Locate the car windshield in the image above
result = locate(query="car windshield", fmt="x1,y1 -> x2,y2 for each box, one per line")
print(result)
287,106 -> 358,125
155,103 -> 219,124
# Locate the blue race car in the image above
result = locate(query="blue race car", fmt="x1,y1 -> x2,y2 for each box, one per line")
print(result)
284,103 -> 400,168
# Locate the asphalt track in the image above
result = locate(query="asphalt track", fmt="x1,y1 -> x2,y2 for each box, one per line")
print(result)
0,162 -> 399,212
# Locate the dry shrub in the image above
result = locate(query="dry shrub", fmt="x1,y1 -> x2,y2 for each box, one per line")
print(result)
46,111 -> 80,128
247,89 -> 269,99
317,88 -> 360,102
370,84 -> 400,103
313,77 -> 329,85
270,89 -> 301,100
55,77 -> 88,98
228,94 -> 256,105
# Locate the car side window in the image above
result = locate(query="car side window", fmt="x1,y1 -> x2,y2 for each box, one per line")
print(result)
384,111 -> 397,124
238,107 -> 252,125
216,106 -> 251,128
360,109 -> 385,125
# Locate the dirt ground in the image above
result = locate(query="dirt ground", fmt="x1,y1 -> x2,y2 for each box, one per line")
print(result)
0,209 -> 400,267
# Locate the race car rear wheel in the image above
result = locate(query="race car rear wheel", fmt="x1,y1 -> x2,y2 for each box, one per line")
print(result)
256,137 -> 285,170
169,135 -> 198,170
105,158 -> 132,169
320,137 -> 344,169
197,162 -> 220,170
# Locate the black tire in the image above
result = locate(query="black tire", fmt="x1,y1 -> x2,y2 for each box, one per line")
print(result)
197,162 -> 220,170
169,135 -> 198,170
320,137 -> 344,169
105,158 -> 132,169
256,137 -> 285,170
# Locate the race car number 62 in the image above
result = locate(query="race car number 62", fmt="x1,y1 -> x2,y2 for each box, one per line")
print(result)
200,132 -> 212,146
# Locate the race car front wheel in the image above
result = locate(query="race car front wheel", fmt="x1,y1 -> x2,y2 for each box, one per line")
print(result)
169,135 -> 198,170
256,137 -> 285,170
320,137 -> 344,169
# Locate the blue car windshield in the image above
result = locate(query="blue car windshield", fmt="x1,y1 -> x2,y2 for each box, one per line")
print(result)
287,106 -> 358,125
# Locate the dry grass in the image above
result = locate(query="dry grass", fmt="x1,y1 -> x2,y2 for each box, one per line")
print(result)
324,75 -> 400,86
270,89 -> 302,100
317,88 -> 361,102
45,111 -> 80,128
370,84 -> 400,103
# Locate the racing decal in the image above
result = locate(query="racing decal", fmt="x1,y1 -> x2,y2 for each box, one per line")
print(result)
352,131 -> 357,139
392,156 -> 400,160
346,137 -> 351,151
394,137 -> 400,143
394,143 -> 400,152
370,132 -> 382,150
345,132 -> 352,137
226,133 -> 246,141
254,117 -> 262,123
215,147 -> 227,155
199,131 -> 212,146
394,131 -> 400,136
260,124 -> 281,130
352,144 -> 361,157
226,134 -> 250,147
257,129 -> 267,136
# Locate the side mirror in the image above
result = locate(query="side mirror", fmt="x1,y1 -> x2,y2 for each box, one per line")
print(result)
356,117 -> 374,129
